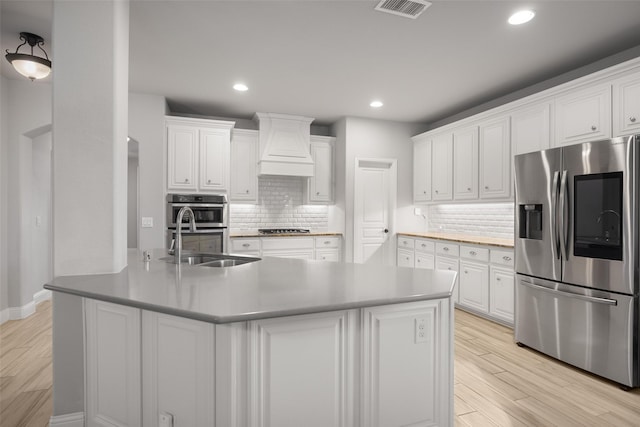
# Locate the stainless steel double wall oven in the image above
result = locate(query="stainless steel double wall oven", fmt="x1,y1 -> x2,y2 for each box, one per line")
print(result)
166,194 -> 228,253
514,134 -> 639,388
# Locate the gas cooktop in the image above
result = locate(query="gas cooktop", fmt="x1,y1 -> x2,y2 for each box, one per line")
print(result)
258,228 -> 310,235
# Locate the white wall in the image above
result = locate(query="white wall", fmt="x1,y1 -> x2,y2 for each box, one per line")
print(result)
127,151 -> 139,248
128,92 -> 167,250
0,75 -> 8,315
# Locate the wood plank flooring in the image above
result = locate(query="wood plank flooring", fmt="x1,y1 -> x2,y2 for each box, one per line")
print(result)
0,300 -> 52,427
1,301 -> 639,426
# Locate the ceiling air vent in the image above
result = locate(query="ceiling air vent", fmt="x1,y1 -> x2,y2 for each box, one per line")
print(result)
375,0 -> 432,19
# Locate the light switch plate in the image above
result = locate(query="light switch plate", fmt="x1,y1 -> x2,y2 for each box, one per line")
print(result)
141,217 -> 154,228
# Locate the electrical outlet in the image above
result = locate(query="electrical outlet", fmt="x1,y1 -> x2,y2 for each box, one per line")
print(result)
141,217 -> 154,228
415,317 -> 428,344
414,207 -> 422,216
159,412 -> 173,427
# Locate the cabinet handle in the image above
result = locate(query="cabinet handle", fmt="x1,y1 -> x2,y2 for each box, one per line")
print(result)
443,247 -> 449,251
469,251 -> 477,256
467,187 -> 471,191
631,117 -> 637,123
464,270 -> 468,274
503,255 -> 512,261
497,277 -> 501,281
316,191 -> 320,195
435,190 -> 439,194
484,185 -> 489,190
207,179 -> 212,184
246,189 -> 249,193
324,241 -> 330,245
447,267 -> 452,270
423,190 -> 427,194
184,178 -> 189,183
591,125 -> 597,131
242,243 -> 250,247
405,256 -> 410,261
421,243 -> 426,247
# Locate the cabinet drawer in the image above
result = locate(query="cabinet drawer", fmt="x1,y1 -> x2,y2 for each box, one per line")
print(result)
397,249 -> 415,268
231,239 -> 260,252
490,249 -> 514,267
262,237 -> 314,251
397,237 -> 415,250
414,239 -> 435,254
460,245 -> 489,262
436,242 -> 459,257
315,236 -> 341,249
415,253 -> 435,270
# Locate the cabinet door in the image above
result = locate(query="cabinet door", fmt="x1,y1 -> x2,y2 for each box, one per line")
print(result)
413,136 -> 432,202
167,125 -> 197,191
362,301 -> 452,427
262,250 -> 315,260
511,102 -> 552,155
435,255 -> 459,303
453,126 -> 479,200
431,133 -> 453,201
316,249 -> 340,262
555,84 -> 612,146
397,249 -> 415,268
85,299 -> 141,427
248,310 -> 357,427
459,260 -> 489,313
613,72 -> 640,136
230,130 -> 258,202
142,312 -> 215,427
479,116 -> 511,199
415,253 -> 435,270
200,127 -> 230,192
308,137 -> 334,203
489,267 -> 515,325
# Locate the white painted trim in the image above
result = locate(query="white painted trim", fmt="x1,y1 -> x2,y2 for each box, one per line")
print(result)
0,289 -> 52,325
0,308 -> 9,325
34,289 -> 52,304
49,412 -> 84,427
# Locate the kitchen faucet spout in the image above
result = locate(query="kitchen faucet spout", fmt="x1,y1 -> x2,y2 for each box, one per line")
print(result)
175,206 -> 197,263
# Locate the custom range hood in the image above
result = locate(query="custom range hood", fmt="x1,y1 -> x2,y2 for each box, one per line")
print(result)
255,112 -> 315,177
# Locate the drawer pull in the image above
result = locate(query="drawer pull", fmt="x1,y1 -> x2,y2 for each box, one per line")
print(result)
502,256 -> 512,261
443,247 -> 449,251
469,251 -> 477,256
630,116 -> 637,123
421,243 -> 427,248
497,277 -> 501,281
324,241 -> 331,245
242,243 -> 250,248
591,125 -> 597,131
464,270 -> 468,274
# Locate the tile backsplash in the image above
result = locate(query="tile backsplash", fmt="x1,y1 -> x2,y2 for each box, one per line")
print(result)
427,203 -> 514,239
229,176 -> 328,231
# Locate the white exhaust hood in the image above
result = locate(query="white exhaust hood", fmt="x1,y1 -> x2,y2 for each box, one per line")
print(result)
255,112 -> 315,177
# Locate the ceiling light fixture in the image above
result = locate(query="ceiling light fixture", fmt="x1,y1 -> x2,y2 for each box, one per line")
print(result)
370,100 -> 384,108
5,32 -> 52,81
233,83 -> 249,92
508,10 -> 535,25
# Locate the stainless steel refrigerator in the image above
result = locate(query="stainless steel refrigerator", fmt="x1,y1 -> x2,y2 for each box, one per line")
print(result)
514,134 -> 639,388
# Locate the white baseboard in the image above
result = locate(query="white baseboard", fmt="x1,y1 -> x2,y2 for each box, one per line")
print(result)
0,289 -> 52,325
49,412 -> 84,427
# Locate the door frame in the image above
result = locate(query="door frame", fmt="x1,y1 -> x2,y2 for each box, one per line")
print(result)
353,158 -> 397,264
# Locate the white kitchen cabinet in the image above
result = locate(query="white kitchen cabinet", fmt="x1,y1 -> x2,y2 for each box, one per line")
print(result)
431,133 -> 453,201
230,129 -> 258,202
511,101 -> 552,155
306,136 -> 335,204
613,71 -> 640,137
361,300 -> 452,427
415,252 -> 435,270
397,248 -> 415,268
412,135 -> 432,203
314,236 -> 341,262
166,117 -> 234,193
84,299 -> 141,427
453,126 -> 479,200
142,311 -> 215,427
248,310 -> 357,427
459,260 -> 489,314
231,235 -> 342,260
261,237 -> 315,260
489,266 -> 515,325
435,255 -> 459,304
229,238 -> 260,256
479,116 -> 511,199
555,84 -> 612,146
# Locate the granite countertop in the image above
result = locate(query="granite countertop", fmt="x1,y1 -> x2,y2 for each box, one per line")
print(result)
230,232 -> 342,238
397,231 -> 514,248
45,249 -> 456,324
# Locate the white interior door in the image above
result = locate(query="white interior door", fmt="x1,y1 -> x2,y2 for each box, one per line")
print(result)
354,159 -> 396,264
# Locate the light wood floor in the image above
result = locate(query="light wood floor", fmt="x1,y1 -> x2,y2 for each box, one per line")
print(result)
1,301 -> 639,426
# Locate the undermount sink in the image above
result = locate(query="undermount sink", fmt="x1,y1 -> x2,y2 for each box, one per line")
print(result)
160,253 -> 261,267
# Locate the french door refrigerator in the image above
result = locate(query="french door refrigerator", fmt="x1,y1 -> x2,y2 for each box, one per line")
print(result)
514,134 -> 639,388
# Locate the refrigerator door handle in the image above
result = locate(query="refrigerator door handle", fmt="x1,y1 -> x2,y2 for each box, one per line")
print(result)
559,170 -> 569,261
520,280 -> 618,306
552,171 -> 561,259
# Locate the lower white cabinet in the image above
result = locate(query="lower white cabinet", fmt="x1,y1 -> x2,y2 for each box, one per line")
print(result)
489,266 -> 515,324
435,255 -> 459,304
459,260 -> 489,314
230,235 -> 342,262
397,248 -> 415,267
85,299 -> 141,427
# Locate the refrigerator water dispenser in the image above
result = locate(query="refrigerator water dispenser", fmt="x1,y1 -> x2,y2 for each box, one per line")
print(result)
519,204 -> 542,240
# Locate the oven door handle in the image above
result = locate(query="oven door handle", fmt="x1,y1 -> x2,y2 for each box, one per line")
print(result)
170,203 -> 226,208
520,280 -> 617,306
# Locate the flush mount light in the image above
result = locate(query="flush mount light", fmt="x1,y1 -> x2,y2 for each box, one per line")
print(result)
370,100 -> 384,108
5,32 -> 52,81
233,83 -> 249,92
508,10 -> 535,25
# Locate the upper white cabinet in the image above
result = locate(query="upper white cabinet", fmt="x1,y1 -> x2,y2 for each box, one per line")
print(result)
230,129 -> 259,202
613,71 -> 640,137
479,116 -> 511,199
554,84 -> 611,146
511,102 -> 552,155
431,133 -> 453,201
412,134 -> 432,203
306,136 -> 335,204
453,126 -> 479,200
166,116 -> 235,193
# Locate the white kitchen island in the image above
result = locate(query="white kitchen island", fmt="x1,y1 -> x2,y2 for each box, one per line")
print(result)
46,249 -> 456,427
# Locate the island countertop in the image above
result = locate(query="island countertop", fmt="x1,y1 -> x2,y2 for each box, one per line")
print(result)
45,249 -> 456,324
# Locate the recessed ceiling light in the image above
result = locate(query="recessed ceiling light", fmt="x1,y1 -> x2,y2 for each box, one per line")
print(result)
508,10 -> 535,25
233,83 -> 248,92
370,100 -> 384,108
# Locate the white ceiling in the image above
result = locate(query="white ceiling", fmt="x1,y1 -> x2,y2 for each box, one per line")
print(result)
3,1 -> 640,126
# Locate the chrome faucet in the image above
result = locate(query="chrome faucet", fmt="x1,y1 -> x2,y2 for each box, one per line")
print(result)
175,206 -> 197,263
